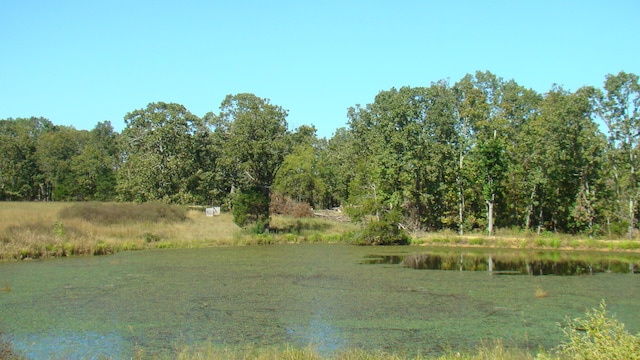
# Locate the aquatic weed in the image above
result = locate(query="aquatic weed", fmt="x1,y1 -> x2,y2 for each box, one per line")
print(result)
557,300 -> 640,360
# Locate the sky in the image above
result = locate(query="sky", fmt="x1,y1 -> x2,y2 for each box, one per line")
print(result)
1,0 -> 638,139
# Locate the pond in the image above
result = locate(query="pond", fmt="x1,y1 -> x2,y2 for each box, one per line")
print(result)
1,244 -> 639,359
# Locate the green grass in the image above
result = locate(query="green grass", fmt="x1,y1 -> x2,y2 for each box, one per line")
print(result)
413,229 -> 640,252
168,342 -> 537,360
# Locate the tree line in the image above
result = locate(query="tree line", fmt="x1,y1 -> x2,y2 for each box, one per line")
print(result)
1,71 -> 639,236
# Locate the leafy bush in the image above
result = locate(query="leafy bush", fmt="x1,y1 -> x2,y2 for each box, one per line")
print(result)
608,221 -> 630,237
354,211 -> 411,246
557,300 -> 640,359
232,186 -> 270,230
143,232 -> 162,243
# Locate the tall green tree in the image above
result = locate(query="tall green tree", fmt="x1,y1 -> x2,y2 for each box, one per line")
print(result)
273,126 -> 326,208
317,127 -> 356,208
0,117 -> 54,200
214,93 -> 290,228
117,102 -> 206,204
460,71 -> 508,235
70,121 -> 119,201
498,81 -> 542,228
519,87 -> 606,233
593,72 -> 640,235
35,125 -> 90,201
346,84 -> 457,230
453,76 -> 489,233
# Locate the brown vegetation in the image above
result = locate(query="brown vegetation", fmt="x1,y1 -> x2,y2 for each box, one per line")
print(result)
270,193 -> 314,218
0,202 -> 357,260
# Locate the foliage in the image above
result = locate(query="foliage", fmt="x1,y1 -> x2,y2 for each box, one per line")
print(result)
117,102 -> 214,204
593,72 -> 640,236
214,93 -> 290,191
232,186 -> 270,230
0,117 -> 54,201
354,211 -> 411,245
214,93 -> 291,228
3,72 -> 640,237
556,300 -> 640,360
273,143 -> 327,208
346,84 -> 459,230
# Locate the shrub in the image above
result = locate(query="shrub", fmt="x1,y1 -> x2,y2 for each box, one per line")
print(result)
269,193 -> 313,218
557,300 -> 640,359
354,211 -> 411,246
608,221 -> 630,237
143,232 -> 162,243
291,202 -> 314,218
232,186 -> 270,229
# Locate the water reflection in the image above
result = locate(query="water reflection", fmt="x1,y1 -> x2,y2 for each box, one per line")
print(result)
364,251 -> 640,275
286,315 -> 346,355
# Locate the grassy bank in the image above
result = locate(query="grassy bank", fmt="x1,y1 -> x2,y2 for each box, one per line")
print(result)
412,228 -> 640,252
1,202 -> 639,260
0,202 -> 358,260
170,342 -> 534,360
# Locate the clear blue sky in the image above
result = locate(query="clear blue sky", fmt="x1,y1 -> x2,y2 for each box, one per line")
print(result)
1,0 -> 638,139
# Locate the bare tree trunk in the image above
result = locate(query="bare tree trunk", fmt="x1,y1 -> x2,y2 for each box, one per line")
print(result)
371,183 -> 379,221
629,150 -> 636,238
486,194 -> 495,236
537,206 -> 544,234
525,184 -> 537,231
458,153 -> 465,235
629,197 -> 635,238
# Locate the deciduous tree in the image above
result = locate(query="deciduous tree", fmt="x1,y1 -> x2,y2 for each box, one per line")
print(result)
117,102 -> 206,204
214,93 -> 290,228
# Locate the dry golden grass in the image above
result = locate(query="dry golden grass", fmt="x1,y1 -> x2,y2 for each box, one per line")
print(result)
535,285 -> 548,299
0,202 -> 359,260
0,202 -> 245,259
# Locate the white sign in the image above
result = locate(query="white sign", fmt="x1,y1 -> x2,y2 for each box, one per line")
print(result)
206,207 -> 221,216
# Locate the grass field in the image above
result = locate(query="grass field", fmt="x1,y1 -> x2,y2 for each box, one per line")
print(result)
0,202 -> 359,260
1,202 -> 639,261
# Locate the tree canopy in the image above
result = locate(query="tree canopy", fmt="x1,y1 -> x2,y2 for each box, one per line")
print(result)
2,72 -> 640,236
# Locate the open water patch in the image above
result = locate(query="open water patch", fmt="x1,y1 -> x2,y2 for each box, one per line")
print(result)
363,250 -> 640,275
11,331 -> 130,360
